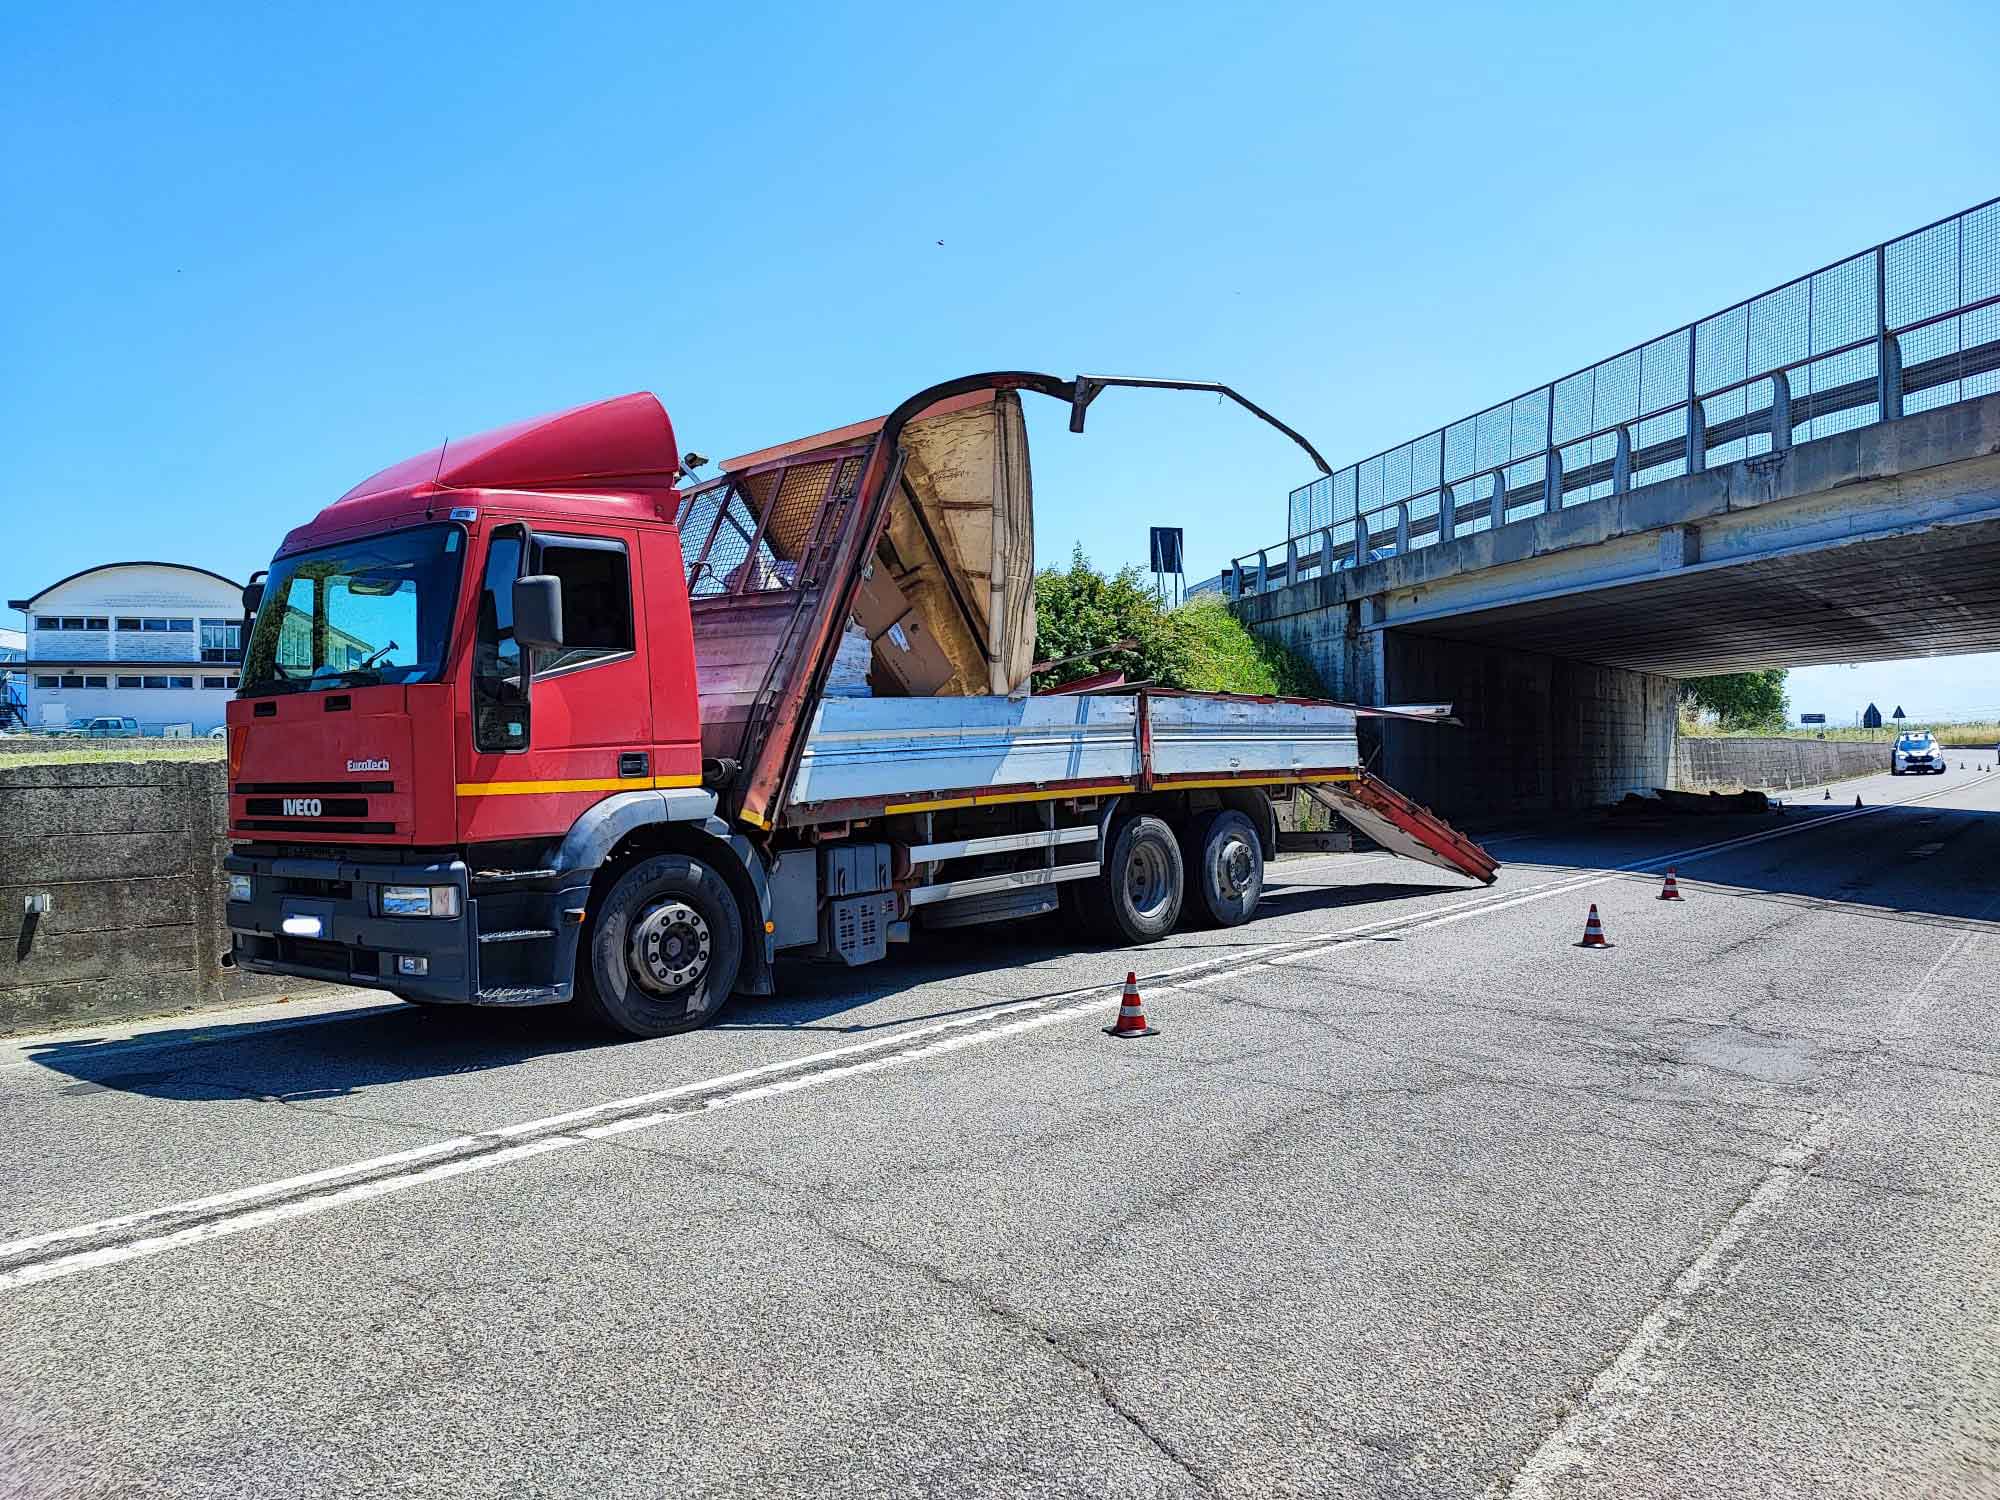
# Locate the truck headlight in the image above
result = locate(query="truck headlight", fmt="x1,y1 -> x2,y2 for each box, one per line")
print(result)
380,885 -> 461,918
227,874 -> 254,903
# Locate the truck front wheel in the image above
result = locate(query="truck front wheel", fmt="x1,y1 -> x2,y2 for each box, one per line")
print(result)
1070,814 -> 1184,944
576,854 -> 743,1038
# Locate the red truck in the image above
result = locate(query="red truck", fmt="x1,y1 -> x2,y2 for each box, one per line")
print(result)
222,372 -> 1495,1037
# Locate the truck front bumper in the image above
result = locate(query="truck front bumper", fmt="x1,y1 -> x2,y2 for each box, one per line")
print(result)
224,850 -> 572,1006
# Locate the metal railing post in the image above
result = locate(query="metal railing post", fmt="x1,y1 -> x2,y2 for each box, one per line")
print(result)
1611,429 -> 1632,494
1879,332 -> 1904,422
1543,447 -> 1564,511
1770,370 -> 1793,451
1394,502 -> 1410,553
1285,538 -> 1299,587
1320,527 -> 1335,576
1687,396 -> 1707,474
1231,558 -> 1245,597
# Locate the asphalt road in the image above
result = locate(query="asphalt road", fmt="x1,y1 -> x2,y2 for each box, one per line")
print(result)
5,759 -> 2000,1498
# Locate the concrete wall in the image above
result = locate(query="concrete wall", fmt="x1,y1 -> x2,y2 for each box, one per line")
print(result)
1372,632 -> 1678,820
0,759 -> 309,1035
1672,737 -> 1887,792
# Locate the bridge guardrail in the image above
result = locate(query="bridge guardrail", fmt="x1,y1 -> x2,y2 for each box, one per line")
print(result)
1230,197 -> 2000,598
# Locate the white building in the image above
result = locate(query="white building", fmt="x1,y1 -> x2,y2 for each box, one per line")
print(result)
0,625 -> 24,729
8,562 -> 245,734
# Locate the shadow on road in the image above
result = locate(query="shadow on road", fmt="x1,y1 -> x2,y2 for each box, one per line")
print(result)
17,871 -> 1476,1105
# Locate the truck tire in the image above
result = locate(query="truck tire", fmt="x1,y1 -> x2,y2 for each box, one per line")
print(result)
1181,809 -> 1264,928
575,853 -> 743,1038
1070,814 -> 1184,944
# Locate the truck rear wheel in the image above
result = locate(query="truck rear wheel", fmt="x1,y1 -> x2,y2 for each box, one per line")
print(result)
1182,809 -> 1264,928
575,854 -> 743,1038
1069,814 -> 1184,944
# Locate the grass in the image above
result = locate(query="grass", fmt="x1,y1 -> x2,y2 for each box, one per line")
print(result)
0,743 -> 225,767
1677,714 -> 1999,746
1173,597 -> 1325,697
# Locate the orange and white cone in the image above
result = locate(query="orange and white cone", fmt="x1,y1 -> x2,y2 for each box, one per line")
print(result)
1576,904 -> 1612,949
1658,869 -> 1683,902
1104,972 -> 1158,1038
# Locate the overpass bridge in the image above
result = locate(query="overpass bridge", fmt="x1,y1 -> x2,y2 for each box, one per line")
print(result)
1226,198 -> 2000,817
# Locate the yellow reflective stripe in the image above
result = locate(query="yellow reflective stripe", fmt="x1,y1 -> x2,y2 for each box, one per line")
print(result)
455,773 -> 704,797
878,773 -> 1357,816
883,783 -> 1136,815
1153,772 -> 1359,791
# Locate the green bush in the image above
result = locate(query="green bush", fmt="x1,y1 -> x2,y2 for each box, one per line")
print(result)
1032,548 -> 1324,697
1172,597 -> 1324,697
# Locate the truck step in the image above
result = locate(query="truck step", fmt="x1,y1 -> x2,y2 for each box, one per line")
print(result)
473,984 -> 568,1007
477,928 -> 557,944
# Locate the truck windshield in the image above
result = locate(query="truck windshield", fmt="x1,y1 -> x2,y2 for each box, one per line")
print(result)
240,524 -> 465,696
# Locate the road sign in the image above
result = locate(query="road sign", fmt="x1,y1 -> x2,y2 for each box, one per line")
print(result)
1799,713 -> 1826,724
1862,703 -> 1882,728
1893,705 -> 1907,720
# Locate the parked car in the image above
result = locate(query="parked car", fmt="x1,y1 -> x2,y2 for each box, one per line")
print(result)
1891,731 -> 1945,775
208,724 -> 227,740
80,716 -> 142,738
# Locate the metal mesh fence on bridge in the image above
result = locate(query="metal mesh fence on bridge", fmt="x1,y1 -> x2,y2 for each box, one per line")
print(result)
1232,198 -> 2000,596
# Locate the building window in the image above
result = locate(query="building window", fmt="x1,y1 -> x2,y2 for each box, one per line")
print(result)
200,619 -> 242,663
142,618 -> 174,632
35,616 -> 57,630
84,675 -> 107,688
169,619 -> 193,632
34,675 -> 58,688
142,675 -> 168,689
85,617 -> 108,630
167,675 -> 194,689
116,617 -> 143,631
60,674 -> 86,689
202,675 -> 239,690
118,676 -> 143,688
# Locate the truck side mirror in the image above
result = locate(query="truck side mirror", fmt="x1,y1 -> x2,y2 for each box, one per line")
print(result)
513,575 -> 564,650
241,580 -> 264,615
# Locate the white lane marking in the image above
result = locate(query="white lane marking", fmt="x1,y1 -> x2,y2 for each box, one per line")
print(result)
0,993 -> 1126,1293
2,772 -> 1983,1292
1497,1113 -> 1839,1499
0,994 -> 1056,1261
1496,857 -> 2000,1494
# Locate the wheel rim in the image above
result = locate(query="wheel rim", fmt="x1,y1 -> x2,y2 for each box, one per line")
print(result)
628,899 -> 713,997
1216,834 -> 1256,902
1125,839 -> 1172,921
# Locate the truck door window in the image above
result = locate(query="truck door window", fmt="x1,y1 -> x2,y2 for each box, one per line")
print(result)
531,536 -> 633,677
473,527 -> 528,752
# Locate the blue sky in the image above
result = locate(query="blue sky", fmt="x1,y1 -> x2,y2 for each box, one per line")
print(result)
4,1 -> 1996,715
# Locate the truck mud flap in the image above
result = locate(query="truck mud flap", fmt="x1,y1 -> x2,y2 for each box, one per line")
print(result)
1302,775 -> 1500,885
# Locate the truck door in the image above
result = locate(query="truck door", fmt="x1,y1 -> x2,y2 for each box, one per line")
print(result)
458,525 -> 656,841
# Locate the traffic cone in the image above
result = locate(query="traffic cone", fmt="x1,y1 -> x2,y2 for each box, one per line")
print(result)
1658,869 -> 1683,902
1104,972 -> 1158,1038
1576,904 -> 1612,949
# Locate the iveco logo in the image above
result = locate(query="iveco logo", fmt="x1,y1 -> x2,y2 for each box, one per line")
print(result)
282,798 -> 323,817
347,758 -> 389,773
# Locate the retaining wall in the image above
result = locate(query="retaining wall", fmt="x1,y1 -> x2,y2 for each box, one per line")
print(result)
0,759 -> 311,1035
1672,736 -> 1886,792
